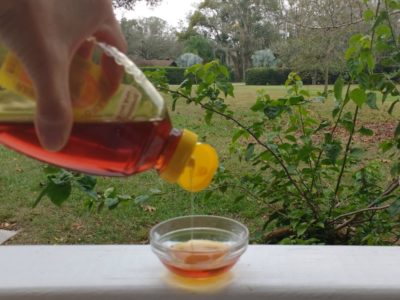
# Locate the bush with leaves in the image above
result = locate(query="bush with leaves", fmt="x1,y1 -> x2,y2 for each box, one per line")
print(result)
144,0 -> 400,245
176,53 -> 204,68
37,0 -> 400,245
251,49 -> 279,68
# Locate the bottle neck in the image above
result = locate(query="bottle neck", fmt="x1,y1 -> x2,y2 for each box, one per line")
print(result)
158,129 -> 198,184
155,128 -> 182,172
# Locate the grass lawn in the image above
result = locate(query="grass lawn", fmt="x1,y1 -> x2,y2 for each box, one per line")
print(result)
0,84 -> 399,244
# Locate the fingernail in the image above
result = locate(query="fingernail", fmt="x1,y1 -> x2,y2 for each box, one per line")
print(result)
36,121 -> 71,152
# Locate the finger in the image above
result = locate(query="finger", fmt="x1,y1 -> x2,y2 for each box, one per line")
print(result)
75,39 -> 95,60
94,19 -> 127,93
27,52 -> 73,151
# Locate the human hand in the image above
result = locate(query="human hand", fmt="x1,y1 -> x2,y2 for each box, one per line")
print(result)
0,0 -> 127,151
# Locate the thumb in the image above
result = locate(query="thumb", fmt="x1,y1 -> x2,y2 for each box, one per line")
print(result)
27,52 -> 73,151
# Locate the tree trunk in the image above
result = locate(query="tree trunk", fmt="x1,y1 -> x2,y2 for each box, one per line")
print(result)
324,65 -> 329,95
312,70 -> 318,85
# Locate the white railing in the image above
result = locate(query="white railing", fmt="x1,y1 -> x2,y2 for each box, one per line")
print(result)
0,245 -> 399,299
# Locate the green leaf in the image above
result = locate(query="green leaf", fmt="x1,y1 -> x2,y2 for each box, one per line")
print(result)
288,95 -> 304,105
332,106 -> 340,118
204,110 -> 213,125
264,105 -> 283,119
395,122 -> 400,138
296,223 -> 309,236
363,9 -> 375,22
105,198 -> 119,209
43,165 -> 61,175
76,175 -> 97,192
150,188 -> 162,195
315,120 -> 330,133
376,24 -> 391,38
104,187 -> 116,198
245,143 -> 255,161
46,181 -> 72,207
134,195 -> 150,204
366,92 -> 378,109
285,135 -> 297,142
380,141 -> 394,153
350,88 -> 367,107
390,162 -> 400,177
388,99 -> 400,115
359,126 -> 374,136
251,99 -> 265,112
388,200 -> 400,216
232,129 -> 245,143
32,186 -> 50,208
334,76 -> 344,102
324,141 -> 342,164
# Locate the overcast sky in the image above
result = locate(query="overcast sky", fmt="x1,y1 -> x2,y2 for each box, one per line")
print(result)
116,0 -> 202,27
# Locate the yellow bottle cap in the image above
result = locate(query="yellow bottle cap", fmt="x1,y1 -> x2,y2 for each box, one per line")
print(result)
159,129 -> 218,192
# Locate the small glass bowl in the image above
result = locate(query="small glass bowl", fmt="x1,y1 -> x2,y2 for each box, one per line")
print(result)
150,215 -> 249,278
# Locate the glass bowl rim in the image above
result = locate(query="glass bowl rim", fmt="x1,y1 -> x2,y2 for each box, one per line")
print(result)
149,214 -> 249,254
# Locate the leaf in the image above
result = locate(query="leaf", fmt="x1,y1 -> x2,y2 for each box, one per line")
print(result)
264,105 -> 283,119
234,195 -> 245,202
76,175 -> 97,192
315,120 -> 330,133
285,135 -> 297,142
46,181 -> 72,207
395,122 -> 400,138
104,198 -> 119,210
43,165 -> 61,175
376,24 -> 391,38
359,126 -> 374,136
332,106 -> 340,118
380,141 -> 394,153
232,129 -> 245,143
388,99 -> 400,115
149,188 -> 162,195
363,9 -> 375,22
251,99 -> 265,112
32,186 -> 50,208
245,143 -> 255,161
296,223 -> 309,236
104,187 -> 116,198
350,88 -> 367,107
391,162 -> 400,177
334,76 -> 344,102
366,92 -> 378,109
388,200 -> 400,216
324,141 -> 342,164
134,195 -> 150,204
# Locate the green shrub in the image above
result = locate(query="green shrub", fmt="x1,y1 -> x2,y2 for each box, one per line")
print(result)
245,68 -> 290,85
140,67 -> 186,85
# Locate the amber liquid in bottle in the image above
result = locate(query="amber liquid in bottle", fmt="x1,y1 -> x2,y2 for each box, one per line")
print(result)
0,119 -> 178,176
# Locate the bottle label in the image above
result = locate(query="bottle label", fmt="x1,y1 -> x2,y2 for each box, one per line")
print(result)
0,50 -> 142,122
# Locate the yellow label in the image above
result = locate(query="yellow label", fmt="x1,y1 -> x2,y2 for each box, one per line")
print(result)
0,52 -> 36,100
0,49 -> 161,122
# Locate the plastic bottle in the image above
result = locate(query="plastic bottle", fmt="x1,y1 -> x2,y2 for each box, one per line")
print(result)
0,41 -> 218,192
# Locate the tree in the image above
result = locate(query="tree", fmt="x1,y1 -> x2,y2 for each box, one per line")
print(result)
186,0 -> 281,81
176,53 -> 204,67
113,0 -> 161,9
251,49 -> 278,68
273,0 -> 367,91
183,35 -> 215,62
120,17 -> 182,60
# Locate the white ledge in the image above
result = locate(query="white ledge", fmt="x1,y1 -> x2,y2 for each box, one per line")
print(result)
0,245 -> 399,300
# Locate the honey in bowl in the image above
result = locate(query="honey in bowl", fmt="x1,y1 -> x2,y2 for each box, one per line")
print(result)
150,215 -> 249,279
162,239 -> 238,278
